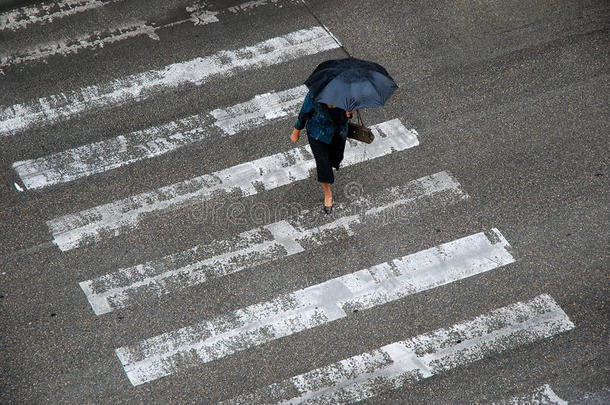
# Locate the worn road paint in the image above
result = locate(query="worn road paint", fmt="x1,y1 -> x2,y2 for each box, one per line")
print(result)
1,21 -> 159,70
115,228 -> 516,386
0,241 -> 55,262
13,86 -> 308,190
190,0 -> 300,26
1,0 -> 304,70
0,26 -> 338,136
493,384 -> 568,405
221,295 -> 574,404
0,0 -> 122,32
80,171 -> 467,315
47,119 -> 419,252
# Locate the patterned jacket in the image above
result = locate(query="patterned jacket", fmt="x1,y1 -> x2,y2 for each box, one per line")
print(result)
294,91 -> 349,144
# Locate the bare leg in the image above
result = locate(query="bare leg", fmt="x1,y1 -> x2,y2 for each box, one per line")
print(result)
321,182 -> 332,207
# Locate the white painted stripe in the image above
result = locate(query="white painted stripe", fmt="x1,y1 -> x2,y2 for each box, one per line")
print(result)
494,384 -> 568,405
115,229 -> 515,386
13,86 -> 308,190
209,85 -> 307,135
0,0 -> 121,32
0,0 -> 296,33
47,119 -> 419,251
221,295 -> 574,404
1,21 -> 160,70
227,0 -> 287,14
1,1 -> 304,71
191,0 -> 299,25
0,26 -> 338,136
81,171 -> 467,315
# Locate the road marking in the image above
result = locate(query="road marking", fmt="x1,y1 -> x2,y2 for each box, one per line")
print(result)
1,1 -> 304,71
221,295 -> 574,404
0,0 -> 122,32
1,21 -> 160,70
115,228 -> 515,386
80,171 -> 467,315
0,26 -> 339,136
209,86 -> 307,135
190,0 -> 300,26
47,119 -> 419,252
0,241 -> 55,262
12,86 -> 308,190
494,384 -> 568,405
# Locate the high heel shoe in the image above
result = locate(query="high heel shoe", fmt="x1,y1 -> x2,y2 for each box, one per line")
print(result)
323,193 -> 333,214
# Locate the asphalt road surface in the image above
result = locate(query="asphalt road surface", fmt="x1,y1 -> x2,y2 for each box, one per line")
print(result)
0,0 -> 608,404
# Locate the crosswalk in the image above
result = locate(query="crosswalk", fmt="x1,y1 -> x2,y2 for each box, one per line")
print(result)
115,229 -> 516,386
80,171 -> 467,315
1,26 -> 338,135
46,119 -> 419,251
0,0 -> 303,71
220,295 -> 574,404
12,85 -> 309,190
1,1 -> 581,403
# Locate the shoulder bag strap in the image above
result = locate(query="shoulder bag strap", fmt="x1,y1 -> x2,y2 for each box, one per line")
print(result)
356,110 -> 365,126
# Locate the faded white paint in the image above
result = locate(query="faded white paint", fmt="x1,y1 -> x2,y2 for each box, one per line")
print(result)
222,295 -> 574,404
190,0 -> 300,24
227,0 -> 292,14
0,0 -> 122,32
1,0 -> 304,70
0,26 -> 339,135
80,171 -> 467,315
115,228 -> 516,386
47,119 -> 419,252
12,86 -> 308,190
1,21 -> 160,70
494,384 -> 568,405
209,86 -> 307,135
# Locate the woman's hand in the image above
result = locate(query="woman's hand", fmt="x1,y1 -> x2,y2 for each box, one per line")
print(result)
290,128 -> 300,143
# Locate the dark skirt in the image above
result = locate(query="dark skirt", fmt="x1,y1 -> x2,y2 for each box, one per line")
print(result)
308,134 -> 346,184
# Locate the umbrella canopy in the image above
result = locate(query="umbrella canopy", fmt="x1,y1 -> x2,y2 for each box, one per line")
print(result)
304,57 -> 398,111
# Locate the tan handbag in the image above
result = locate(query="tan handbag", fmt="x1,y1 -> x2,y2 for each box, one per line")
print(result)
347,110 -> 374,144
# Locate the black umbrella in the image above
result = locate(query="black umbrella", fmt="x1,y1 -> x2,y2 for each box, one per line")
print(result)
304,57 -> 398,111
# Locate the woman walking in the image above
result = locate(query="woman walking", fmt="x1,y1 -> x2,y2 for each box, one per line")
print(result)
291,90 -> 353,214
292,57 -> 398,214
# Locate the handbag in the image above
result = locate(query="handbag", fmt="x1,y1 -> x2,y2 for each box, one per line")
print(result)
347,110 -> 374,144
